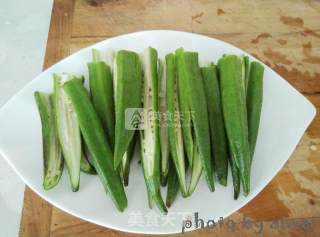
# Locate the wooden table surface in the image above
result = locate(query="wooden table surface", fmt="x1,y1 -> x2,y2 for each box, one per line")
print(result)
20,0 -> 320,236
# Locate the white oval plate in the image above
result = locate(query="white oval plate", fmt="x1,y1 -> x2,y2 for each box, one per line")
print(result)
0,30 -> 316,234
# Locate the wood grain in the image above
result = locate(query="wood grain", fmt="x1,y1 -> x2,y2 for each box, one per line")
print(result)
20,0 -> 320,236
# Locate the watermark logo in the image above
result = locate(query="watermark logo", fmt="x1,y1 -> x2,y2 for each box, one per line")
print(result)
125,108 -> 144,130
125,108 -> 195,130
181,212 -> 313,234
126,211 -> 313,234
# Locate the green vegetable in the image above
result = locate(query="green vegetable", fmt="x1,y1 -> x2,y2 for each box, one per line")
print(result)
80,154 -> 97,175
34,91 -> 63,190
110,50 -> 138,185
188,141 -> 202,195
53,73 -> 82,192
140,47 -> 167,213
218,55 -> 251,196
229,153 -> 240,199
140,142 -> 153,209
81,137 -> 97,175
165,53 -> 187,197
175,49 -> 194,168
247,61 -> 264,163
243,55 -> 250,93
176,49 -> 214,192
63,79 -> 127,212
82,136 -> 97,174
201,65 -> 228,186
120,135 -> 136,186
88,49 -> 115,148
159,59 -> 170,186
114,50 -> 142,169
166,159 -> 179,207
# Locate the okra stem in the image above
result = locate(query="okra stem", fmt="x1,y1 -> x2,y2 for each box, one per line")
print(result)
34,91 -> 63,190
63,79 -> 127,212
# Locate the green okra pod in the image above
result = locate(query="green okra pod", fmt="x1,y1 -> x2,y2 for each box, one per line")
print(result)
165,53 -> 187,197
114,50 -> 142,169
81,138 -> 97,175
80,155 -> 97,175
140,141 -> 154,209
120,135 -> 137,186
166,158 -> 179,208
63,79 -> 127,212
175,49 -> 194,168
111,49 -> 138,185
247,61 -> 264,163
140,47 -> 167,213
34,91 -> 63,190
158,59 -> 170,186
243,55 -> 250,93
81,136 -> 97,175
88,49 -> 115,148
229,153 -> 240,199
188,141 -> 202,195
218,55 -> 251,196
53,73 -> 82,192
201,65 -> 228,186
176,49 -> 215,192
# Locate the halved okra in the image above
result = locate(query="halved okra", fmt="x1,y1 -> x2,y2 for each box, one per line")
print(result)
175,48 -> 215,193
63,79 -> 127,212
158,59 -> 170,186
34,91 -> 63,190
201,65 -> 228,186
140,47 -> 167,213
165,53 -> 187,197
218,55 -> 251,196
247,61 -> 264,163
53,73 -> 82,192
114,50 -> 142,169
88,49 -> 115,148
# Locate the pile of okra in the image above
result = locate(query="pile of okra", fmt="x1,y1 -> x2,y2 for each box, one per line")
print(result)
34,47 -> 264,213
